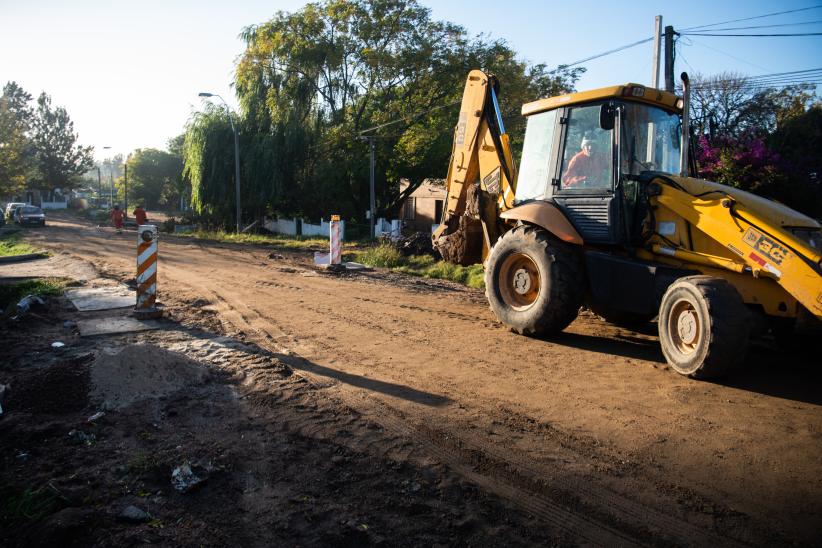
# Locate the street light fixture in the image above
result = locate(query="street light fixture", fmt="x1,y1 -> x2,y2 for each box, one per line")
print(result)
199,92 -> 241,233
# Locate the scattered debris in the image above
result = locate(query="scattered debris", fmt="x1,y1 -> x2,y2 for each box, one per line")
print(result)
118,505 -> 151,523
87,411 -> 105,423
67,429 -> 96,446
394,231 -> 439,258
15,450 -> 29,463
51,341 -> 66,349
171,463 -> 205,493
0,383 -> 6,416
12,294 -> 45,319
268,252 -> 285,260
63,320 -> 77,329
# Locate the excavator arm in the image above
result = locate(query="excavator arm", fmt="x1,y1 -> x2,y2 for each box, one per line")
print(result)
432,70 -> 517,265
649,181 -> 822,320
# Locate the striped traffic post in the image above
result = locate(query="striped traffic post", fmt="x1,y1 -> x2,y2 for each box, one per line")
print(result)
330,215 -> 342,265
134,224 -> 161,319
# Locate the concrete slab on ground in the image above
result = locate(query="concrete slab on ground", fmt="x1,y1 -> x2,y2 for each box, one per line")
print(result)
66,286 -> 134,311
77,317 -> 160,337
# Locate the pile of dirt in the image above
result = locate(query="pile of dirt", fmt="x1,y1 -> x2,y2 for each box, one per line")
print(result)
89,343 -> 210,410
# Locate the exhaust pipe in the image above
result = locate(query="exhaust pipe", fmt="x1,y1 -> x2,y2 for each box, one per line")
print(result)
680,72 -> 690,178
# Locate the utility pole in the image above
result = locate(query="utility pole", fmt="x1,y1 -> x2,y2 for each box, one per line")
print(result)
369,137 -> 376,239
124,161 -> 128,216
664,25 -> 676,92
651,16 -> 662,88
97,167 -> 102,207
648,16 -> 663,164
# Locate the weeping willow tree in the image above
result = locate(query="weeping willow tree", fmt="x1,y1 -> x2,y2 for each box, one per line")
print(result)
184,0 -> 584,226
183,106 -> 235,225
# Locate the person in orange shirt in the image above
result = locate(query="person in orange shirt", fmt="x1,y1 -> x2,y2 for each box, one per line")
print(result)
110,205 -> 124,234
562,135 -> 609,188
133,204 -> 148,226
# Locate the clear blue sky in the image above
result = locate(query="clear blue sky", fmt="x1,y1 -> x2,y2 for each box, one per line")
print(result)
1,0 -> 819,162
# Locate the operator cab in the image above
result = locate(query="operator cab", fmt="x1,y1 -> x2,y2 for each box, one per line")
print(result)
516,84 -> 683,245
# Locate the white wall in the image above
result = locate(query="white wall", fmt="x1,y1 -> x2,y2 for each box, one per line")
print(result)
263,217 -> 345,239
41,201 -> 68,210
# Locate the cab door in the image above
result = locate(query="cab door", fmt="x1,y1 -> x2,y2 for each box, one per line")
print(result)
549,103 -> 620,245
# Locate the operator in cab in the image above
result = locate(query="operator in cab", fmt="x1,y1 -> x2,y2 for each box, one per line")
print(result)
562,134 -> 608,188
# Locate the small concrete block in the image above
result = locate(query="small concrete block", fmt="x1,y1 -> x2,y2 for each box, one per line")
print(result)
78,317 -> 160,337
66,286 -> 134,311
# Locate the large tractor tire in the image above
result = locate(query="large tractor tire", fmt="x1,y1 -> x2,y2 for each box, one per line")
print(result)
658,275 -> 751,379
485,225 -> 584,336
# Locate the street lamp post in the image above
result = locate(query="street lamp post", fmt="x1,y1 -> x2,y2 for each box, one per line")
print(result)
198,92 -> 241,233
102,146 -> 111,208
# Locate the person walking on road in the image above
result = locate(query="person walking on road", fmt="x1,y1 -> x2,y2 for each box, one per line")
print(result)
133,204 -> 148,226
110,205 -> 124,234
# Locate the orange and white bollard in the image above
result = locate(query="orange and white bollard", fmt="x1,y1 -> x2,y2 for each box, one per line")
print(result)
134,224 -> 161,319
330,215 -> 342,265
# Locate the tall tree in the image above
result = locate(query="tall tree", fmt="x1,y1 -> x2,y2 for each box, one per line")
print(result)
30,92 -> 94,192
0,81 -> 35,196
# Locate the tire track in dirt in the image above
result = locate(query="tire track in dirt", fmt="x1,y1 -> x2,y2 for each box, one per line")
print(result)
187,270 -> 745,546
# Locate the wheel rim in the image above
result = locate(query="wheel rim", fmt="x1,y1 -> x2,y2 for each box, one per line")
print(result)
498,252 -> 541,310
668,298 -> 701,355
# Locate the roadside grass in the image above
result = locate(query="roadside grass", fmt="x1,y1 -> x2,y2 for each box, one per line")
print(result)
348,243 -> 486,289
0,233 -> 41,257
174,230 -> 360,251
0,278 -> 69,309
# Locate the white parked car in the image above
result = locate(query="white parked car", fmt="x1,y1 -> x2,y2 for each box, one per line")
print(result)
4,202 -> 27,220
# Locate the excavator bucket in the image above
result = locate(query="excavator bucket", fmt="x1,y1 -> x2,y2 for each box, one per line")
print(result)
432,70 -> 517,265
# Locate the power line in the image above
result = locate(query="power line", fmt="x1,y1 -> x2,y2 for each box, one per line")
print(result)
549,37 -> 653,72
359,99 -> 460,136
701,19 -> 822,31
682,5 -> 822,32
683,32 -> 822,37
684,37 -> 773,72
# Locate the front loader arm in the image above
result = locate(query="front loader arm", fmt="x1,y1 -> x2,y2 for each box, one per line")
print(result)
652,183 -> 822,319
433,70 -> 517,265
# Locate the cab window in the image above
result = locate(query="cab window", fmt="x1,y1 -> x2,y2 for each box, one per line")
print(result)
516,109 -> 558,202
559,105 -> 613,190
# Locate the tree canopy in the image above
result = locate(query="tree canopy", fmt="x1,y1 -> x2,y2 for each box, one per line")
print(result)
689,72 -> 821,217
183,0 -> 583,227
0,81 -> 94,196
126,148 -> 184,210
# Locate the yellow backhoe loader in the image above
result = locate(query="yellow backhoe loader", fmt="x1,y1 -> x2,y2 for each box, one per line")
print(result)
434,70 -> 822,378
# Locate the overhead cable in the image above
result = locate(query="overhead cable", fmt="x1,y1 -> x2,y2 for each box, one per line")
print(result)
681,5 -> 822,32
683,32 -> 822,37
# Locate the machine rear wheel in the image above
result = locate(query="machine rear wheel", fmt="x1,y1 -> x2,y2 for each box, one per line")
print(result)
485,225 -> 584,336
658,275 -> 750,379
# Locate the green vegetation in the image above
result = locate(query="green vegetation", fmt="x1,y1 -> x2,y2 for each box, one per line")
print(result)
1,82 -> 94,198
0,278 -> 67,309
173,229 -> 357,251
0,233 -> 41,257
350,244 -> 485,289
182,0 -> 583,228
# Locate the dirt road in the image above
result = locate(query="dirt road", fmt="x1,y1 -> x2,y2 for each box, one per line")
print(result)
24,213 -> 822,544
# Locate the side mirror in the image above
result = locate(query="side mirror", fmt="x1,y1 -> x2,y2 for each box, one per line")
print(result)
599,103 -> 615,130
